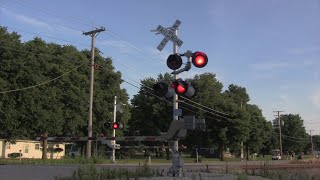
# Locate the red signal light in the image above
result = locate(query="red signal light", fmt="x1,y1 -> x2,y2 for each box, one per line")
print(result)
176,84 -> 186,94
112,122 -> 119,129
172,80 -> 188,95
192,51 -> 208,68
171,79 -> 196,98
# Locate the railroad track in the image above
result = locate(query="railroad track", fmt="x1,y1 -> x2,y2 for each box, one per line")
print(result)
241,163 -> 320,170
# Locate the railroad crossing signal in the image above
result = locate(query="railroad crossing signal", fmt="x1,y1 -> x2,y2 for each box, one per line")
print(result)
111,122 -> 123,130
153,79 -> 195,99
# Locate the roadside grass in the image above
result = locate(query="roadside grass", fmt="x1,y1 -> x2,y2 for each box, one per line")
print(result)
54,164 -> 161,180
0,154 -> 315,165
243,168 -> 319,180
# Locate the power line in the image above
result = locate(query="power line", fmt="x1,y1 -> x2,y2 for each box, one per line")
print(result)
9,0 -> 96,28
4,27 -> 90,48
1,43 -> 231,120
121,79 -> 231,121
0,63 -> 85,94
0,3 -> 84,33
2,9 -> 231,120
180,96 -> 230,116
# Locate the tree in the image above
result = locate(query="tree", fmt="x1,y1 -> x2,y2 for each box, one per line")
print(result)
274,114 -> 309,153
129,73 -> 173,136
246,104 -> 273,157
0,27 -> 130,148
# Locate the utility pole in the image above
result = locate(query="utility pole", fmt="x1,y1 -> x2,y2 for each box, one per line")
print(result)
310,130 -> 315,158
240,100 -> 244,161
274,110 -> 283,156
83,27 -> 105,158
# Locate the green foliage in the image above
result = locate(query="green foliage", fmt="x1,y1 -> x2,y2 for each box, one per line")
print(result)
0,27 -> 130,140
274,114 -> 309,153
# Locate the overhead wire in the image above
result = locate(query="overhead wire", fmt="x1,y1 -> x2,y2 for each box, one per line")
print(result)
5,27 -> 90,48
0,63 -> 86,94
3,0 -> 166,67
1,3 -> 231,119
1,44 -> 231,119
3,1 -> 196,79
120,75 -> 231,120
0,3 -> 85,33
9,0 -> 95,28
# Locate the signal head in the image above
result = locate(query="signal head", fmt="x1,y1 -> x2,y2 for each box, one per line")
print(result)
172,79 -> 196,98
192,51 -> 208,68
153,82 -> 168,96
167,54 -> 182,70
153,82 -> 174,99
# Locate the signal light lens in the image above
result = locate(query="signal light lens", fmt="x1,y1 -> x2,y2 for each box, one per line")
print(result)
172,79 -> 196,98
192,51 -> 208,68
172,80 -> 188,95
112,122 -> 119,129
153,82 -> 167,96
167,54 -> 182,70
177,84 -> 186,94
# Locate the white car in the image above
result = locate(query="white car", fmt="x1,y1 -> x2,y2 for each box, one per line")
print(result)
272,155 -> 282,160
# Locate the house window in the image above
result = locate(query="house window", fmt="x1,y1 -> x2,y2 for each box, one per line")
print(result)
5,142 -> 10,149
24,145 -> 29,153
35,144 -> 40,150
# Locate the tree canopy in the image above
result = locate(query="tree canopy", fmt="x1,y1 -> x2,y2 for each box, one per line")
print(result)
0,27 -> 130,140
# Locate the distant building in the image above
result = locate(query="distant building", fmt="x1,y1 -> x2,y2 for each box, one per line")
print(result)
0,139 -> 65,159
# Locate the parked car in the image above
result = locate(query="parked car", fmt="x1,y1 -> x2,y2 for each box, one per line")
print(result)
271,149 -> 281,160
272,154 -> 282,160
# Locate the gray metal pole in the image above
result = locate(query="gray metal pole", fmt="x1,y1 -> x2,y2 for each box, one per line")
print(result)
173,29 -> 179,152
112,96 -> 117,163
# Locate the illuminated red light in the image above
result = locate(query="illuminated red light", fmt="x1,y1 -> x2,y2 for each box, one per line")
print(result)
192,51 -> 208,68
195,56 -> 205,66
112,123 -> 119,129
177,85 -> 186,93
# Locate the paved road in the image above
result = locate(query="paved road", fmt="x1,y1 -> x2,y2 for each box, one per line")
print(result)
0,160 -> 289,180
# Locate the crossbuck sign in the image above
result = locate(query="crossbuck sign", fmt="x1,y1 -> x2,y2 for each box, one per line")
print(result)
152,19 -> 184,51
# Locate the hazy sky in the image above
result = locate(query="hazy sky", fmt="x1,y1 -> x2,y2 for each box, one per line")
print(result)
1,0 -> 320,134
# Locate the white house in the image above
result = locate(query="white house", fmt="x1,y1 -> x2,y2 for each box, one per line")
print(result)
0,139 -> 65,159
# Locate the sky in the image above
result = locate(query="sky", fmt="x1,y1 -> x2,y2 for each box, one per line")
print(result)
1,0 -> 320,134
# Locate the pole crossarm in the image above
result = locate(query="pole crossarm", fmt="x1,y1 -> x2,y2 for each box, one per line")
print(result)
83,27 -> 106,36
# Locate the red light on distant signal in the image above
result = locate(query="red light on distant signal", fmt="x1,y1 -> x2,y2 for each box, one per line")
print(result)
112,123 -> 119,129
